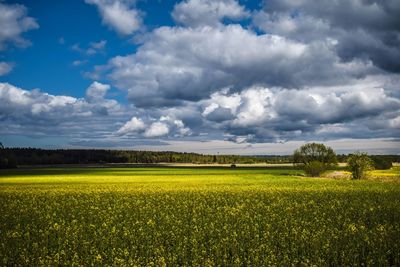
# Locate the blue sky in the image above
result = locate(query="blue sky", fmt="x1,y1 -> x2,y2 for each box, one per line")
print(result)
0,0 -> 399,154
2,0 -> 140,97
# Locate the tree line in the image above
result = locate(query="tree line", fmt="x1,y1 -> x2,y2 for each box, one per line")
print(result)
0,147 -> 268,167
0,145 -> 398,169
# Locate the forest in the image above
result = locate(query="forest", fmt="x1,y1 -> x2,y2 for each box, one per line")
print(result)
0,147 -> 271,167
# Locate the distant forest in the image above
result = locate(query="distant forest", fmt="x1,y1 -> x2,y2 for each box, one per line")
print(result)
0,148 -> 282,167
0,147 -> 399,168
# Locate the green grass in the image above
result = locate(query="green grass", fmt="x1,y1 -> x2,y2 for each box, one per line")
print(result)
1,167 -> 400,266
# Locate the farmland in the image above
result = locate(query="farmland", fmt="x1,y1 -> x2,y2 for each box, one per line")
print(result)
1,167 -> 400,266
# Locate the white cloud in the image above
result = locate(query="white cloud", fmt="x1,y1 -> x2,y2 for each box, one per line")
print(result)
85,0 -> 141,35
117,116 -> 145,135
0,3 -> 39,50
144,122 -> 169,138
202,89 -> 241,116
0,82 -> 88,119
105,24 -> 313,107
0,82 -> 121,133
200,84 -> 400,142
274,87 -> 400,124
85,81 -> 111,102
254,0 -> 400,73
90,40 -> 107,50
3,0 -> 399,150
116,115 -> 191,138
253,11 -> 335,43
160,116 -> 192,137
172,0 -> 249,27
87,40 -> 107,55
388,116 -> 400,129
102,22 -> 380,109
0,62 -> 14,76
71,40 -> 107,55
233,87 -> 276,127
72,60 -> 88,67
76,0 -> 400,147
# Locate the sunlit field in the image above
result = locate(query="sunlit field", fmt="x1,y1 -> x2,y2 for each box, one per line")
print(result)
1,167 -> 399,266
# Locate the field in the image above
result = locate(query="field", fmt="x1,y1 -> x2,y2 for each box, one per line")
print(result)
1,167 -> 400,266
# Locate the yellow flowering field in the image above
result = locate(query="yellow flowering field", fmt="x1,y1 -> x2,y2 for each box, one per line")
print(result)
1,167 -> 399,266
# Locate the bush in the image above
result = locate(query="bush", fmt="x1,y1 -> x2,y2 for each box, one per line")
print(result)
303,161 -> 326,177
347,152 -> 374,180
372,157 -> 392,170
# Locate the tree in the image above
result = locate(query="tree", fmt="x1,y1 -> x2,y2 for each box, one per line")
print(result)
0,142 -> 7,168
0,142 -> 17,169
371,156 -> 392,170
347,152 -> 374,180
293,143 -> 337,177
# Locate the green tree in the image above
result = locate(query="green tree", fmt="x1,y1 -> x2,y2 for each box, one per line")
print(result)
0,142 -> 16,169
293,143 -> 337,177
0,142 -> 6,168
347,152 -> 374,180
371,156 -> 392,170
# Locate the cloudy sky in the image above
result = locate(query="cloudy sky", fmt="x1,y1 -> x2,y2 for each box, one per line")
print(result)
0,0 -> 399,154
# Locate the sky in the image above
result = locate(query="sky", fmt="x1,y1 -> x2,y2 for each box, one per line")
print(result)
0,0 -> 399,155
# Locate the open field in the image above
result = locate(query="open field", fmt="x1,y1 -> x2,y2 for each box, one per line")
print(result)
1,167 -> 400,266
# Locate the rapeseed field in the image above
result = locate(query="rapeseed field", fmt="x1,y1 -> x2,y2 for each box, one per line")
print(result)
1,167 -> 399,266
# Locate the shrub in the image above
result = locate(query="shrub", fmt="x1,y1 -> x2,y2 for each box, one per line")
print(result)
303,161 -> 326,177
347,152 -> 374,180
371,157 -> 392,170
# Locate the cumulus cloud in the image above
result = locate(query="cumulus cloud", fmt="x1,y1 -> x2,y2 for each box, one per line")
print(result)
117,117 -> 145,135
253,12 -> 335,44
172,0 -> 249,27
0,62 -> 14,76
4,0 -> 399,150
0,83 -> 82,118
85,81 -> 111,102
78,0 -> 400,146
160,116 -> 192,136
98,18 -> 382,108
201,85 -> 400,142
85,0 -> 141,35
105,24 -> 355,107
254,0 -> 400,73
144,122 -> 169,138
203,106 -> 234,122
117,115 -> 191,138
260,0 -> 400,33
0,2 -> 39,50
0,82 -> 122,137
274,88 -> 400,124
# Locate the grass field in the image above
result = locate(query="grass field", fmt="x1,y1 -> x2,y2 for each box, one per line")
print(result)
1,167 -> 399,266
